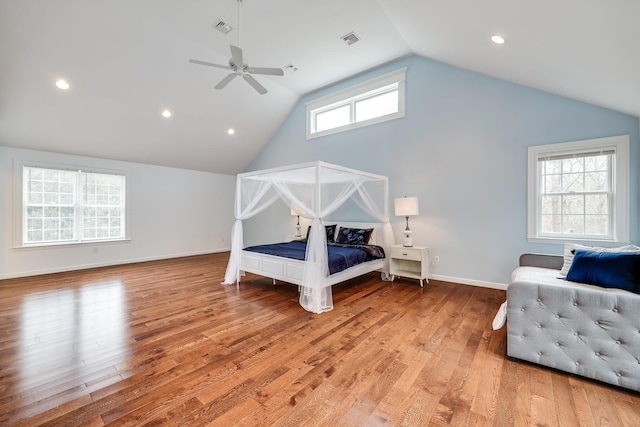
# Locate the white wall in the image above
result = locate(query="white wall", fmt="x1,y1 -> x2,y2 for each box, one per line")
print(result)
0,146 -> 236,279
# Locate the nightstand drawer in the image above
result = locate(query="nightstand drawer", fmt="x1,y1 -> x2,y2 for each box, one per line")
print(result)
390,247 -> 422,261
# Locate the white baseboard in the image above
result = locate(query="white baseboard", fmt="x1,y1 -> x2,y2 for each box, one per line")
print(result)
430,274 -> 508,291
0,248 -> 231,280
2,254 -> 509,291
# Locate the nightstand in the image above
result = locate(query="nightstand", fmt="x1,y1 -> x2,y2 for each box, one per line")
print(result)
390,244 -> 429,287
284,234 -> 303,242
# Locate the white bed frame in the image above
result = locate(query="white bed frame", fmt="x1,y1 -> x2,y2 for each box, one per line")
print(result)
239,222 -> 387,287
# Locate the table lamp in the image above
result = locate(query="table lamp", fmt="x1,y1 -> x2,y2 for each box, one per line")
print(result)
291,207 -> 302,237
394,196 -> 419,247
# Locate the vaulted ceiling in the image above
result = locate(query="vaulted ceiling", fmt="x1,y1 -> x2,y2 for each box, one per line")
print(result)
1,0 -> 638,175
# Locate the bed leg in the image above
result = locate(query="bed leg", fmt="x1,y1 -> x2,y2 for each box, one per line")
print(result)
272,278 -> 276,286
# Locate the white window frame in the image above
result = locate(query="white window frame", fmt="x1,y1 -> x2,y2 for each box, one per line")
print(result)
13,160 -> 131,248
527,135 -> 629,244
306,67 -> 406,139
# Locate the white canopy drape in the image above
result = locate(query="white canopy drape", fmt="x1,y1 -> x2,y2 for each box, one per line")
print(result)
223,161 -> 393,313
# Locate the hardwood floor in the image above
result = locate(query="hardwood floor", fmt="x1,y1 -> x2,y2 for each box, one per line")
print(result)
1,253 -> 639,426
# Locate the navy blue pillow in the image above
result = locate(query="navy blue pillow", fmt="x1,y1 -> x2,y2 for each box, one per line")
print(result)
566,249 -> 640,293
325,224 -> 337,242
305,224 -> 337,242
334,227 -> 373,246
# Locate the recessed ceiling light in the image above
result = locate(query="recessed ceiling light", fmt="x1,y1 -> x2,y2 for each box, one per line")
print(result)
227,128 -> 235,135
491,35 -> 505,44
162,110 -> 172,118
55,79 -> 70,90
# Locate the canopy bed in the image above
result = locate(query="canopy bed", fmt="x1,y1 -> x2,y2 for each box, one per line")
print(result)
222,161 -> 394,314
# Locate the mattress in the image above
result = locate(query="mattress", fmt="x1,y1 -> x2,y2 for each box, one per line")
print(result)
243,240 -> 385,275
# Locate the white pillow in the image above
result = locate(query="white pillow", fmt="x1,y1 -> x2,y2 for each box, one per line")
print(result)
559,243 -> 640,276
492,301 -> 507,330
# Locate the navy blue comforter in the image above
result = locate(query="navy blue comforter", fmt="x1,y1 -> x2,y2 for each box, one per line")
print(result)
243,240 -> 385,275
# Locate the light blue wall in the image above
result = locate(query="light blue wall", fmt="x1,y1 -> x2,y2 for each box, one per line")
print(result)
247,55 -> 640,286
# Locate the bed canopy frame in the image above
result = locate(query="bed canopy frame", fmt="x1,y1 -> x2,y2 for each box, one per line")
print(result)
223,161 -> 394,313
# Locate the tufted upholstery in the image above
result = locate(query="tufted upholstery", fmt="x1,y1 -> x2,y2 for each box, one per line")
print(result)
507,260 -> 640,392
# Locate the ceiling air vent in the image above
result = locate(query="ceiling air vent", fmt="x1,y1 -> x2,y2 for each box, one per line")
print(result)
213,20 -> 233,34
341,32 -> 360,45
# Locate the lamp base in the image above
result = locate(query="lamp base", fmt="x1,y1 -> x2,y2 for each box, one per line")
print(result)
295,226 -> 302,237
402,234 -> 413,247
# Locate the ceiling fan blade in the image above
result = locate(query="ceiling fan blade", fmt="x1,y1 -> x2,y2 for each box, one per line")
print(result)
243,74 -> 267,95
247,67 -> 284,76
215,73 -> 238,89
230,45 -> 244,66
189,59 -> 231,70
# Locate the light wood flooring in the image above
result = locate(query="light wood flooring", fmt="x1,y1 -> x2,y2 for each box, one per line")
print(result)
1,252 -> 639,426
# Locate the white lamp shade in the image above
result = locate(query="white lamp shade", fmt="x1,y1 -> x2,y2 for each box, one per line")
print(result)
394,197 -> 419,216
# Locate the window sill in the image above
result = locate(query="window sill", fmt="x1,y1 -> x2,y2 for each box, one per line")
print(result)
13,238 -> 132,250
527,236 -> 630,246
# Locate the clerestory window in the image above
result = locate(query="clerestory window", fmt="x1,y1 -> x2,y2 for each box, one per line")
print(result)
306,67 -> 406,139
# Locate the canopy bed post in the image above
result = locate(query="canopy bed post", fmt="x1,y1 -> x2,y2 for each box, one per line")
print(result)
235,175 -> 242,286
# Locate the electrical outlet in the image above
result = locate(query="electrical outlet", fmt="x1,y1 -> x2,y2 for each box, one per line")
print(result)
434,256 -> 440,263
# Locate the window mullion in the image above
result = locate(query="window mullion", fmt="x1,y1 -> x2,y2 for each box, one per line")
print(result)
350,100 -> 356,125
537,162 -> 543,236
76,171 -> 83,242
22,167 -> 29,244
608,154 -> 614,237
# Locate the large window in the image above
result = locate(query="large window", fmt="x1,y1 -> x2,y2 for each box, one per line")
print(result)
18,163 -> 127,246
527,135 -> 629,243
306,67 -> 406,139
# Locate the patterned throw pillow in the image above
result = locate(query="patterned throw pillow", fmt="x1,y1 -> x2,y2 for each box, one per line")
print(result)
334,227 -> 373,246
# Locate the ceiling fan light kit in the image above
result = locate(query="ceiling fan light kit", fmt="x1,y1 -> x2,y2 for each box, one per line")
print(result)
190,0 -> 284,95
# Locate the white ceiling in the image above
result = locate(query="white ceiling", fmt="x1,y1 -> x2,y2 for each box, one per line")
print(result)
1,0 -> 638,175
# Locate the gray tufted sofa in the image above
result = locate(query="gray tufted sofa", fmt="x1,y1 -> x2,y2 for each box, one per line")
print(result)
506,253 -> 640,392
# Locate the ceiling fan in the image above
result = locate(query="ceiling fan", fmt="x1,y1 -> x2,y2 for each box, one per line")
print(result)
189,0 -> 284,95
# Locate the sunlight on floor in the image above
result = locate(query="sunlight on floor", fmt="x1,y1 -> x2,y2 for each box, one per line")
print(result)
18,280 -> 130,392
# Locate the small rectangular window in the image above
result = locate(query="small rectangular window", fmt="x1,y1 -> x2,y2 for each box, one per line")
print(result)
316,104 -> 351,133
527,135 -> 629,244
306,68 -> 406,139
355,89 -> 398,122
19,164 -> 127,246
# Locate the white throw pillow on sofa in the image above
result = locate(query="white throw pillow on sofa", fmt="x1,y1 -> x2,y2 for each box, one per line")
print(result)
559,243 -> 640,277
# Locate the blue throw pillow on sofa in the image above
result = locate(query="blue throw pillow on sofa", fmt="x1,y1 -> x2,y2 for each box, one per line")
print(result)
566,249 -> 640,293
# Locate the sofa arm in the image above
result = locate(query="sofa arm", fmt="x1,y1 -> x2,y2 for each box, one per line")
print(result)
519,253 -> 563,270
